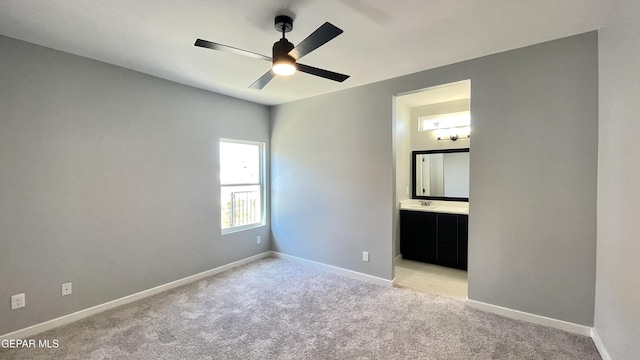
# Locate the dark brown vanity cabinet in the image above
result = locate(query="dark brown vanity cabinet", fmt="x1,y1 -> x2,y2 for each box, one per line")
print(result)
400,210 -> 468,270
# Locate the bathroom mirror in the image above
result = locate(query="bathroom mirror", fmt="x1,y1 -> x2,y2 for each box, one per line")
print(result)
412,148 -> 469,201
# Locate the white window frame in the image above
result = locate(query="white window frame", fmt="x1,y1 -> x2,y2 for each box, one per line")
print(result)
219,139 -> 265,235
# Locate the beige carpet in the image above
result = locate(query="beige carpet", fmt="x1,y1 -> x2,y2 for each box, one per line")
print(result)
0,257 -> 601,359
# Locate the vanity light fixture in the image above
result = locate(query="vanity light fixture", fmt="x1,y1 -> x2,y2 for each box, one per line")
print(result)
419,111 -> 471,141
435,126 -> 471,141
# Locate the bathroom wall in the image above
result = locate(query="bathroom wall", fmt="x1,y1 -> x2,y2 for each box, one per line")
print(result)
411,99 -> 471,151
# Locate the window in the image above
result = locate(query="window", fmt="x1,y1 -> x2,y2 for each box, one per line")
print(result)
219,139 -> 265,234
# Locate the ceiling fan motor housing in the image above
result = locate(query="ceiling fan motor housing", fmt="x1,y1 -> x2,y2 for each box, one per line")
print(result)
273,38 -> 295,64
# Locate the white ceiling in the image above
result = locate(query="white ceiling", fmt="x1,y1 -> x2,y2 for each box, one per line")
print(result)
0,0 -> 604,106
397,80 -> 470,108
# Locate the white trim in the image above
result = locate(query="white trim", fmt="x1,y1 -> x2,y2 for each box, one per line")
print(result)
272,251 -> 394,287
392,255 -> 403,285
0,251 -> 272,341
465,299 -> 592,336
591,328 -> 611,360
221,222 -> 266,235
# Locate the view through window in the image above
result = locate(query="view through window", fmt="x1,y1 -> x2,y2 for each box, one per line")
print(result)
220,140 -> 264,233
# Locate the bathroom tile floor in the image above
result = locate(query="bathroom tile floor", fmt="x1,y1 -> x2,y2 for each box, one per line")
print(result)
394,258 -> 468,300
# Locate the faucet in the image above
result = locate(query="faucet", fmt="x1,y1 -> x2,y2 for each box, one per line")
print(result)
419,200 -> 433,206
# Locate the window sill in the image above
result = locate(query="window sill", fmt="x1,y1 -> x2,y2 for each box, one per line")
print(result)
221,223 -> 266,235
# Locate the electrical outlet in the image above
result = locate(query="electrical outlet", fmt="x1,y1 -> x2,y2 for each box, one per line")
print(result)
362,251 -> 369,262
257,236 -> 261,244
62,282 -> 72,296
406,186 -> 409,195
11,293 -> 25,310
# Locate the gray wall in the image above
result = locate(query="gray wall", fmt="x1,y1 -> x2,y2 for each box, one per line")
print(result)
466,32 -> 598,327
270,85 -> 395,279
595,0 -> 640,358
271,32 -> 598,326
0,36 -> 270,336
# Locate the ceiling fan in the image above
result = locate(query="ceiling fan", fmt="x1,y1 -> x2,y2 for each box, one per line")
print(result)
194,15 -> 350,89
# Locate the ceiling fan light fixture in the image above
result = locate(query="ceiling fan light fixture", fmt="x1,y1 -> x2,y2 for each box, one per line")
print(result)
272,57 -> 297,76
272,36 -> 296,76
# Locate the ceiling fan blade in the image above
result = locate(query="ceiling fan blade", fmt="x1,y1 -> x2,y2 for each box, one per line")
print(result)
297,63 -> 350,82
249,70 -> 276,89
194,39 -> 272,62
288,22 -> 343,60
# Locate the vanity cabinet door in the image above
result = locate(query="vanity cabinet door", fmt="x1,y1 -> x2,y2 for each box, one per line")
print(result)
436,214 -> 459,266
421,213 -> 437,262
400,211 -> 436,262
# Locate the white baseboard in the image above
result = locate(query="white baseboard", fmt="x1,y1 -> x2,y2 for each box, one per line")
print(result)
465,299 -> 592,336
0,251 -> 272,341
3,250 -> 611,358
590,328 -> 611,360
272,251 -> 394,287
394,254 -> 402,263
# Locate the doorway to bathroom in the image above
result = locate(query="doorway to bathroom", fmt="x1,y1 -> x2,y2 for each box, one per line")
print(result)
393,80 -> 471,300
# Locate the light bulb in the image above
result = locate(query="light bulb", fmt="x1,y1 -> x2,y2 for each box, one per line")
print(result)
272,62 -> 296,76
